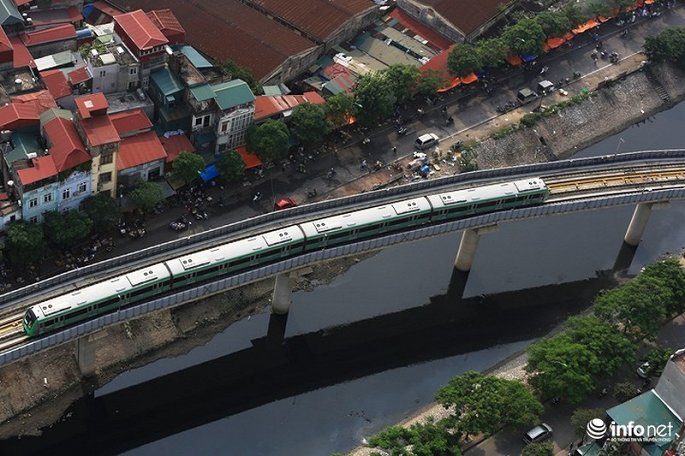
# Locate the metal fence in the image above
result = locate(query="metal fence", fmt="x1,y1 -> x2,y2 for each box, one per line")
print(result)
2,149 -> 685,307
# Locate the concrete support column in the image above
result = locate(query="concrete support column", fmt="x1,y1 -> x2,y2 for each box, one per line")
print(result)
76,335 -> 96,376
271,273 -> 293,315
454,224 -> 499,272
624,202 -> 670,246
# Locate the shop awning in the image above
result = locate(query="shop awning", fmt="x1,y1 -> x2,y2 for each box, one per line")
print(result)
572,19 -> 599,35
236,145 -> 263,169
520,53 -> 538,63
506,54 -> 523,66
436,77 -> 460,93
545,37 -> 566,50
200,164 -> 219,182
460,73 -> 478,84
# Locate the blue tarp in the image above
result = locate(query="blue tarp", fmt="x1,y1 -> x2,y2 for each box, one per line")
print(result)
200,164 -> 219,182
520,53 -> 538,63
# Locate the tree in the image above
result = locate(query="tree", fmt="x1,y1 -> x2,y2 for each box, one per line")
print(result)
353,72 -> 394,128
611,0 -> 636,13
562,5 -> 587,28
82,193 -> 120,229
613,382 -> 639,403
477,38 -> 508,68
290,102 -> 332,145
415,69 -> 448,96
5,221 -> 47,266
221,59 -> 262,95
535,11 -> 571,39
172,151 -> 205,185
216,149 -> 245,182
502,18 -> 546,56
644,28 -> 685,68
435,371 -> 543,440
246,120 -> 290,162
594,276 -> 672,340
325,92 -> 356,128
643,347 -> 673,377
525,335 -> 599,403
129,180 -> 164,211
564,315 -> 637,378
43,210 -> 93,248
384,64 -> 421,103
521,442 -> 553,456
368,420 -> 462,456
571,408 -> 606,438
587,1 -> 613,19
447,44 -> 482,78
639,258 -> 685,315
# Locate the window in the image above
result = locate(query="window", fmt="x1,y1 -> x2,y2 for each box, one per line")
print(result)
29,198 -> 38,208
221,121 -> 229,133
128,81 -> 137,89
100,172 -> 112,183
29,216 -> 38,223
44,193 -> 53,203
101,151 -> 113,165
99,70 -> 106,77
78,182 -> 87,193
129,67 -> 137,75
62,188 -> 70,200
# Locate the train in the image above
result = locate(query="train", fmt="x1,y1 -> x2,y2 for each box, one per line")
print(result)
22,177 -> 550,337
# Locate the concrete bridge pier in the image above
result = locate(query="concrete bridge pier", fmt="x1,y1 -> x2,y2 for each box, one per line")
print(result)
454,225 -> 499,272
271,273 -> 293,315
76,335 -> 96,376
624,201 -> 670,246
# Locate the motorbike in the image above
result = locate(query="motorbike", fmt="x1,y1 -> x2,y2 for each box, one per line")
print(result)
361,137 -> 371,145
253,191 -> 263,202
573,71 -> 582,79
445,116 -> 454,126
169,216 -> 191,231
609,52 -> 620,64
306,189 -> 317,199
397,126 -> 409,136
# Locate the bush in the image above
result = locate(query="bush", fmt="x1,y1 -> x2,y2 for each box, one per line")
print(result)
614,382 -> 639,403
520,113 -> 540,127
522,442 -> 553,456
571,408 -> 606,438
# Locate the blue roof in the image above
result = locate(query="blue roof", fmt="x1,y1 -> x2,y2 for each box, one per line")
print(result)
150,68 -> 184,96
189,84 -> 215,102
200,164 -> 218,182
211,79 -> 255,110
520,53 -> 538,63
0,0 -> 22,25
175,45 -> 213,69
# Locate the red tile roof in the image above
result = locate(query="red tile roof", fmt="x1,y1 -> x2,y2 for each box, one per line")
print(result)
75,92 -> 109,119
159,133 -> 195,163
388,8 -> 453,50
0,103 -> 40,130
21,24 -> 77,47
0,26 -> 12,54
114,9 -> 169,51
92,0 -> 126,18
26,7 -> 83,27
11,90 -> 58,114
406,0 -> 504,36
254,91 -> 325,121
109,109 -> 152,136
117,131 -> 167,170
82,115 -> 120,147
112,0 -> 316,81
43,117 -> 90,172
40,69 -> 72,100
146,9 -> 185,44
67,67 -> 91,85
17,156 -> 57,185
249,0 -> 373,42
9,37 -> 35,68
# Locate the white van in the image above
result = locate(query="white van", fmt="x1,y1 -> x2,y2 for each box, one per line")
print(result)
415,133 -> 439,150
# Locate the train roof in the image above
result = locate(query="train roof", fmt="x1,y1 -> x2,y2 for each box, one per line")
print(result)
300,197 -> 432,236
427,178 -> 547,208
31,263 -> 171,319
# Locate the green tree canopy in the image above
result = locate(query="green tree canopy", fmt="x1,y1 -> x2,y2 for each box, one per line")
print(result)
594,275 -> 672,340
435,371 -> 543,440
643,347 -> 673,378
368,420 -> 462,456
644,28 -> 685,68
587,0 -> 613,19
639,258 -> 685,315
43,210 -> 93,248
129,180 -> 164,211
172,151 -> 205,185
325,92 -> 355,128
221,59 -> 262,95
82,193 -> 120,229
5,220 -> 47,266
535,11 -> 572,38
216,149 -> 245,182
613,382 -> 639,403
502,18 -> 547,56
521,442 -> 554,456
570,408 -> 606,438
477,38 -> 508,68
612,0 -> 636,13
246,120 -> 291,162
384,64 -> 421,103
563,5 -> 587,27
525,335 -> 598,403
290,102 -> 332,145
447,43 -> 482,78
353,72 -> 395,128
415,69 -> 448,96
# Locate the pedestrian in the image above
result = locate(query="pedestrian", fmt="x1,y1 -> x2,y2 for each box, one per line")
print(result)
569,442 -> 575,456
360,159 -> 368,171
392,146 -> 397,155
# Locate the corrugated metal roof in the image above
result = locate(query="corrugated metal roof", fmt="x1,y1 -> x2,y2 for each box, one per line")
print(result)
0,24 -> 11,53
211,79 -> 255,110
109,109 -> 152,136
21,24 -> 77,46
114,9 -> 168,50
34,50 -> 75,72
176,45 -> 212,69
17,155 -> 57,185
117,130 -> 167,170
75,92 -> 109,119
160,133 -> 194,163
247,0 -> 373,42
43,116 -> 90,172
608,390 -> 681,434
254,91 -> 324,121
150,67 -> 184,96
9,36 -> 35,68
408,0 -> 504,36
112,0 -> 316,81
11,90 -> 58,114
189,83 -> 214,102
82,115 -> 120,147
0,102 -> 39,130
146,9 -> 185,44
0,0 -> 22,26
40,69 -> 72,99
68,67 -> 91,85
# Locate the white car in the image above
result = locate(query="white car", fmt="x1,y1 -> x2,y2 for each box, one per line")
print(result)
415,133 -> 439,150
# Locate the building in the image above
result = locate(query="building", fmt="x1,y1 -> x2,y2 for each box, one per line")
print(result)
83,33 -> 141,94
20,23 -> 78,59
73,92 -> 120,196
113,9 -> 169,89
145,9 -> 185,45
211,79 -> 255,153
253,91 -> 325,124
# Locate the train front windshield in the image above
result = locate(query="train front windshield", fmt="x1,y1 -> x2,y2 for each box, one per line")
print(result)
24,309 -> 36,328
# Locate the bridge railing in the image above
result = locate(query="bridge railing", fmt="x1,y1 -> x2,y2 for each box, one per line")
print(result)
2,149 -> 685,306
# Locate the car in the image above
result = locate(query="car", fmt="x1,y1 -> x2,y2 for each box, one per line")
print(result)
637,361 -> 651,379
523,423 -> 553,445
517,88 -> 539,105
415,133 -> 439,150
537,80 -> 555,95
274,198 -> 298,211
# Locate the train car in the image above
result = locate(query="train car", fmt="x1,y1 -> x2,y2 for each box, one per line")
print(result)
23,263 -> 171,337
427,178 -> 549,222
165,225 -> 305,288
300,197 -> 433,251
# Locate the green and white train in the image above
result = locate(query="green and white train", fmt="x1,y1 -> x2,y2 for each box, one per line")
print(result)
23,178 -> 549,337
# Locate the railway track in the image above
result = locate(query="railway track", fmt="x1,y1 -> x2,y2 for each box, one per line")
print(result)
0,313 -> 26,351
545,165 -> 685,194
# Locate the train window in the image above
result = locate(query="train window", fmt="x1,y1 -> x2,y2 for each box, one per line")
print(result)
98,297 -> 119,309
160,280 -> 171,287
387,218 -> 409,227
477,200 -> 498,208
44,319 -> 55,327
503,197 -> 516,204
257,250 -> 277,259
358,225 -> 377,233
290,242 -> 304,250
329,231 -> 350,240
514,196 -> 528,202
201,265 -> 222,275
447,206 -> 468,213
69,307 -> 89,319
173,276 -> 186,284
229,257 -> 251,267
131,287 -> 153,298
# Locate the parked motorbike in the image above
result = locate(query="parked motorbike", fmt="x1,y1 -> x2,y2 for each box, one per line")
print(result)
397,126 -> 409,136
169,216 -> 191,231
253,191 -> 263,202
306,188 -> 317,199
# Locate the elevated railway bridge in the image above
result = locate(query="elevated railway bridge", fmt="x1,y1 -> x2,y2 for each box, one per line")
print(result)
2,149 -> 685,371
